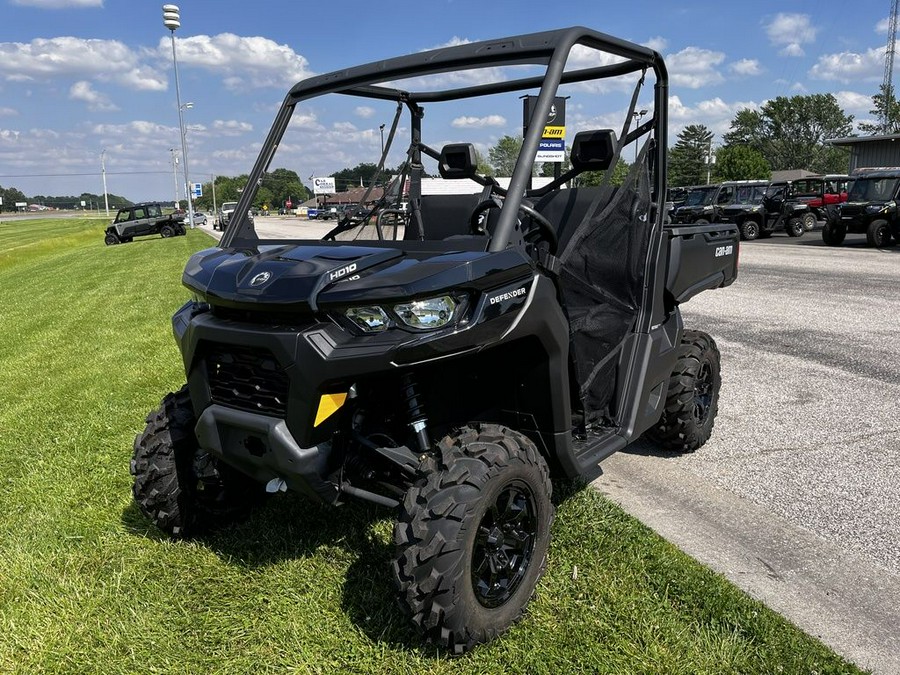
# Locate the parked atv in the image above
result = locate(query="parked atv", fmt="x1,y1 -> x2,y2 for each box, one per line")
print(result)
761,180 -> 815,237
825,168 -> 898,247
716,180 -> 769,240
130,26 -> 739,653
104,202 -> 185,245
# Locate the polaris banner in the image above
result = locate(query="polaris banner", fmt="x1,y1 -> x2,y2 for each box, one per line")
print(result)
523,96 -> 566,162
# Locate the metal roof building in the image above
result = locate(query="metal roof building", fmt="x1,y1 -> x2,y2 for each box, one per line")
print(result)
826,134 -> 900,172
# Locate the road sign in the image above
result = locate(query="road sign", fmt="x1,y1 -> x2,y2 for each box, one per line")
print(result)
313,177 -> 335,195
192,182 -> 203,198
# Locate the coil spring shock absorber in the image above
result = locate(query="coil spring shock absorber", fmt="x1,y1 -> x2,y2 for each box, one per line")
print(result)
400,372 -> 431,453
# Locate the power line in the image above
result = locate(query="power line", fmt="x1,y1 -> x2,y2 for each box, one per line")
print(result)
0,170 -> 171,179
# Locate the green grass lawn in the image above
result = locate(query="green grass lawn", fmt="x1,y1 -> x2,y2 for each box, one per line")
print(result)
0,218 -> 863,674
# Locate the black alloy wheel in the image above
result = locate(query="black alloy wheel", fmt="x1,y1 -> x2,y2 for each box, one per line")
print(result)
471,480 -> 537,608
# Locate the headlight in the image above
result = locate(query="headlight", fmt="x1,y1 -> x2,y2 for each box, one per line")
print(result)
342,294 -> 460,333
394,295 -> 457,330
865,204 -> 884,213
345,306 -> 389,332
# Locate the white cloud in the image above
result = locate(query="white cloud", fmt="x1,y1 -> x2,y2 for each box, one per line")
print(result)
666,47 -> 725,88
0,37 -> 163,90
668,95 -> 761,138
834,90 -> 874,113
91,120 -> 174,138
764,13 -> 817,57
451,115 -> 506,128
0,107 -> 17,116
160,34 -> 314,90
644,36 -> 667,53
333,122 -> 357,132
354,106 -> 375,118
11,0 -> 102,7
212,120 -> 253,136
809,46 -> 885,83
729,59 -> 762,76
69,80 -> 117,111
876,18 -> 890,33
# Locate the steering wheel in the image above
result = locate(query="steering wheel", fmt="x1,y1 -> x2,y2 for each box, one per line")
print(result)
468,199 -> 558,254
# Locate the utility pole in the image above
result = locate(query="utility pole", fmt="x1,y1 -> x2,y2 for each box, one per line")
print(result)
170,148 -> 180,208
100,149 -> 110,217
211,174 -> 217,217
882,0 -> 899,132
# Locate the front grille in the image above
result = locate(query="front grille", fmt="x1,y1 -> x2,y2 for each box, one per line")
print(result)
205,343 -> 289,416
211,304 -> 314,328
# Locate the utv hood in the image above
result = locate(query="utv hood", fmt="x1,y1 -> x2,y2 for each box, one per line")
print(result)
182,243 -> 530,312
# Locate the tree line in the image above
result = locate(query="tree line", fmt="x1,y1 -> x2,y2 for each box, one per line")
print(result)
667,89 -> 900,187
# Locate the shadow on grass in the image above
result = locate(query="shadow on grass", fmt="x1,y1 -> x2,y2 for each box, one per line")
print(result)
120,493 -> 431,652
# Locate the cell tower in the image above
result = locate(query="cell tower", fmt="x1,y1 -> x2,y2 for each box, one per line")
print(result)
883,0 -> 900,131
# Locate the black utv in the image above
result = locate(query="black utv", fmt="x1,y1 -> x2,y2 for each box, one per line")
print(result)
670,184 -> 720,224
825,168 -> 899,247
130,27 -> 739,653
104,202 -> 185,245
716,180 -> 769,240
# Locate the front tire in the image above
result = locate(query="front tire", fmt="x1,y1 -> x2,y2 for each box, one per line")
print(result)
866,219 -> 893,247
393,424 -> 553,654
104,233 -> 120,246
160,225 -> 175,238
802,212 -> 816,231
739,220 -> 760,241
822,220 -> 847,246
647,330 -> 721,453
131,386 -> 262,537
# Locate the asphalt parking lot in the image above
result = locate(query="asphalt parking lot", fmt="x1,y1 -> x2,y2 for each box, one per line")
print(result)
594,228 -> 900,673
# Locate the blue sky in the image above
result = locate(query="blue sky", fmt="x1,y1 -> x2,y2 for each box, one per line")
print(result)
0,0 -> 894,203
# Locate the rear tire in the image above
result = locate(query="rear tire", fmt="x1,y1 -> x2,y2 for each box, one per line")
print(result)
802,212 -> 816,231
131,386 -> 263,537
785,218 -> 804,237
822,220 -> 847,246
866,219 -> 893,247
393,424 -> 553,654
647,330 -> 721,453
694,218 -> 710,225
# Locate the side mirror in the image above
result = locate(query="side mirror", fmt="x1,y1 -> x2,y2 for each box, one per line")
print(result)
439,143 -> 478,179
570,129 -> 617,172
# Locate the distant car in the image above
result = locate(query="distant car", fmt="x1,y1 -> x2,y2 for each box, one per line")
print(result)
190,212 -> 207,226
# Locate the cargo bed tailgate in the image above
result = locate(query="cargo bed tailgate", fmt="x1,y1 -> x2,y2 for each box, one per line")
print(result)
664,223 -> 739,303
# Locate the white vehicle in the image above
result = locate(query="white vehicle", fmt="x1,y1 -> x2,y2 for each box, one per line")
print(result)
215,202 -> 238,231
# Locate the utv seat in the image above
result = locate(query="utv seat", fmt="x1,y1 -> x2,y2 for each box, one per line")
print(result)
403,194 -> 481,241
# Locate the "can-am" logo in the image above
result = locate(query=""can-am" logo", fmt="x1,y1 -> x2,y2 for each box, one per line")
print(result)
329,262 -> 358,282
250,271 -> 271,287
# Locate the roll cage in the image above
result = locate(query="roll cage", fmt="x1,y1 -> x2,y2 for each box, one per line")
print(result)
220,26 -> 668,254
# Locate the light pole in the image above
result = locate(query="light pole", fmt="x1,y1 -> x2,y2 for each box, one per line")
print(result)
379,123 -> 385,156
632,108 -> 648,162
163,4 -> 195,228
100,149 -> 110,217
